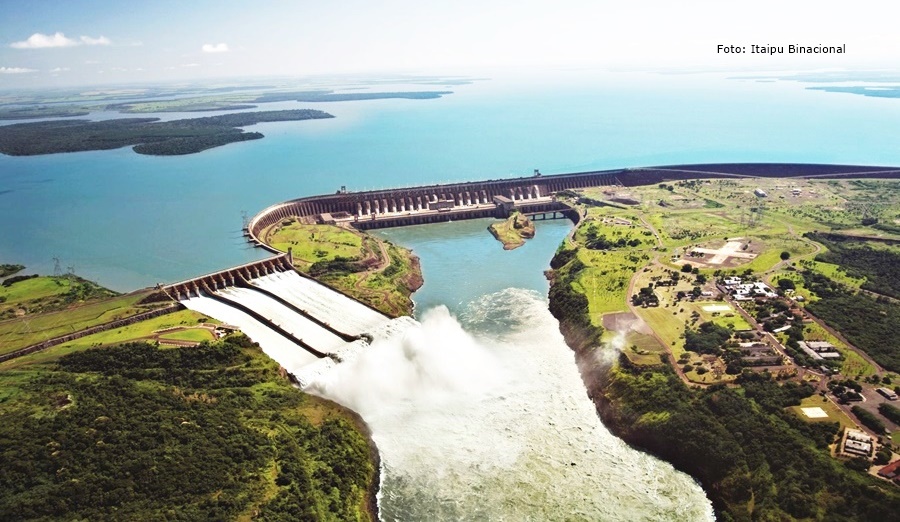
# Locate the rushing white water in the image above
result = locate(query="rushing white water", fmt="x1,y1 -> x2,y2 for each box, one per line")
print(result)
309,288 -> 715,521
217,286 -> 348,354
253,271 -> 388,336
181,294 -> 320,369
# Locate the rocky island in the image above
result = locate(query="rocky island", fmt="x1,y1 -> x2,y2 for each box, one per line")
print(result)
488,211 -> 535,249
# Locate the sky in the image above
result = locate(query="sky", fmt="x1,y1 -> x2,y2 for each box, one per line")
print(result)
0,0 -> 897,89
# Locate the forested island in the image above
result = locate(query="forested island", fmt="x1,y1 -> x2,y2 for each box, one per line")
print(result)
0,106 -> 91,120
0,110 -> 334,156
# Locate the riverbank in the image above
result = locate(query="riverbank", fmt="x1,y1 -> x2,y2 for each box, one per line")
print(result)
547,246 -> 900,520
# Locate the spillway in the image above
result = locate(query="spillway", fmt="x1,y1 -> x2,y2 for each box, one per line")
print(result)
177,267 -> 409,382
181,294 -> 320,371
252,271 -> 388,336
217,286 -> 349,355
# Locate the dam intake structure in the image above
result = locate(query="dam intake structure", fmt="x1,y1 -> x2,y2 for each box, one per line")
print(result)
244,163 -> 900,251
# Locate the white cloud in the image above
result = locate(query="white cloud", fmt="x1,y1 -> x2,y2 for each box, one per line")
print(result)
11,32 -> 111,49
80,35 -> 111,46
0,66 -> 37,74
181,63 -> 199,67
201,42 -> 228,53
49,67 -> 70,72
11,32 -> 78,49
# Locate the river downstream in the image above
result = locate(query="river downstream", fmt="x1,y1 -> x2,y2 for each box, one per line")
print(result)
308,219 -> 714,520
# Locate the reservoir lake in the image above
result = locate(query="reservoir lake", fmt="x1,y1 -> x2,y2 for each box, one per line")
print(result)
3,70 -> 900,290
4,69 -> 900,519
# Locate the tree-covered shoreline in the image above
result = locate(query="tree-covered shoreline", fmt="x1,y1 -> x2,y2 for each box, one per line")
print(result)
0,109 -> 333,156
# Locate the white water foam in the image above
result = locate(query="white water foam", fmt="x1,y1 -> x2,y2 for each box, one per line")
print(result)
181,294 -> 320,370
308,288 -> 715,521
254,271 -> 388,336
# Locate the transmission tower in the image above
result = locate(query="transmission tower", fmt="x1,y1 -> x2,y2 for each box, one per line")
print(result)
52,257 -> 62,277
241,210 -> 249,229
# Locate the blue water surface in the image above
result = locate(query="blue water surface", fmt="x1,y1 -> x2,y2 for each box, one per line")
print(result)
2,70 -> 899,291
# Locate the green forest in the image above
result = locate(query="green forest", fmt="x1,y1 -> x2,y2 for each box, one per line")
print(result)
0,110 -> 333,156
0,337 -> 374,521
801,270 -> 900,372
807,232 -> 900,299
602,361 -> 900,521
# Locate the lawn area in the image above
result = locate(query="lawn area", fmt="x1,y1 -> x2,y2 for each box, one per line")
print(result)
693,301 -> 753,331
161,328 -> 216,343
683,365 -> 737,384
789,395 -> 857,431
0,291 -> 157,355
0,309 -> 216,370
634,306 -> 685,354
806,260 -> 866,289
617,330 -> 668,365
736,235 -> 818,273
572,217 -> 656,251
655,211 -> 745,247
574,250 -> 638,323
0,276 -> 74,303
0,274 -> 119,319
265,221 -> 364,269
316,241 -> 422,317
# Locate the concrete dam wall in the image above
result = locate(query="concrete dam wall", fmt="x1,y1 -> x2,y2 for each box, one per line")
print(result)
245,163 -> 900,250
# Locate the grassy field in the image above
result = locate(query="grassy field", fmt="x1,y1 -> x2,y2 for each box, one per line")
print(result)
319,242 -> 422,317
0,291 -> 163,355
266,221 -> 364,269
1,276 -> 73,303
692,301 -> 753,331
572,217 -> 656,250
789,395 -> 858,431
0,309 -> 215,370
0,274 -> 119,320
574,250 -> 639,323
613,330 -> 668,365
487,213 -> 534,250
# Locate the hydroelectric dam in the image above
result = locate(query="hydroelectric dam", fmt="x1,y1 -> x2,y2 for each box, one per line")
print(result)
168,163 -> 900,381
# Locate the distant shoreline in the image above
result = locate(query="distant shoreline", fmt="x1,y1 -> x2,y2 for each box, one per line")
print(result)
0,109 -> 334,156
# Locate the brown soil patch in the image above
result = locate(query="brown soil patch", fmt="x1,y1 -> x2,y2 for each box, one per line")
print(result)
602,311 -> 653,335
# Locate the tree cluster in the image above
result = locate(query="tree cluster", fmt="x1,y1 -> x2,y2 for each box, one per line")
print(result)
684,321 -> 733,355
603,361 -> 900,521
0,338 -> 374,521
807,232 -> 900,299
802,271 -> 900,372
